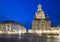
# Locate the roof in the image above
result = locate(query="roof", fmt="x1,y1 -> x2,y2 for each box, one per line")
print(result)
0,20 -> 23,26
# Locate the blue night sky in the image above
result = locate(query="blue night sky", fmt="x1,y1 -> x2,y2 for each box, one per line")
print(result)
0,0 -> 60,29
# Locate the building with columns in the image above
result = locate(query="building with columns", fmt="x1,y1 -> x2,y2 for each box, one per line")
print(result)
29,4 -> 60,33
0,21 -> 26,34
32,4 -> 50,30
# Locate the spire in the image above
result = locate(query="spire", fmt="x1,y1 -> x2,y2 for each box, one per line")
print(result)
38,4 -> 42,11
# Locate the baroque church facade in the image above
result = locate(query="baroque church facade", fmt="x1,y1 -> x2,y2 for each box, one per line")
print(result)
32,4 -> 50,30
29,4 -> 60,33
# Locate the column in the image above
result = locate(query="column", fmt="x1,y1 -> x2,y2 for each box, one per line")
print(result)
6,24 -> 8,31
9,24 -> 12,31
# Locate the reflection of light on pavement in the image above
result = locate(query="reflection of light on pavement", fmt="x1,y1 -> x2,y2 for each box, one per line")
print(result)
18,31 -> 21,39
19,31 -> 21,34
58,34 -> 60,41
56,34 -> 60,42
47,38 -> 51,42
7,31 -> 10,34
0,31 -> 2,33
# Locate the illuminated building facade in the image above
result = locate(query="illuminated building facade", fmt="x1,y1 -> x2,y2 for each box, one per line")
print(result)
32,4 -> 50,30
29,4 -> 60,34
0,21 -> 26,34
0,4 -> 60,34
